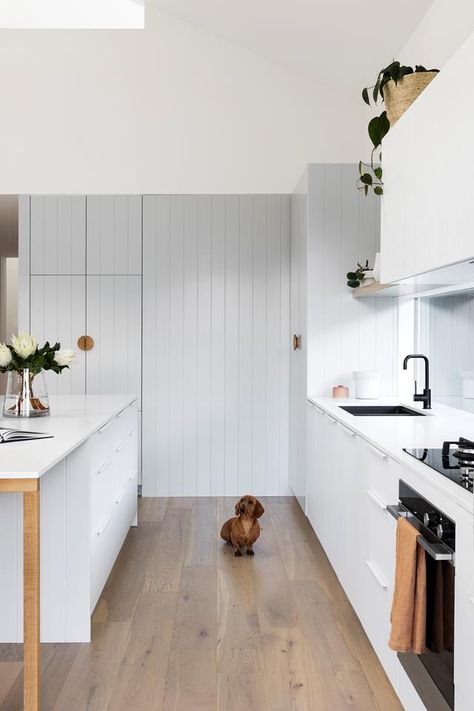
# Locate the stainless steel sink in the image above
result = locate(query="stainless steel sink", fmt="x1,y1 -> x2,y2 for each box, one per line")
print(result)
339,405 -> 426,417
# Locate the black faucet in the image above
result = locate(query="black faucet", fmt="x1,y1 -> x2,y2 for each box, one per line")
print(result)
403,354 -> 432,410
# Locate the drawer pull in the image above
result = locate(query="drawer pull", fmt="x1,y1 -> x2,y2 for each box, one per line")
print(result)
115,485 -> 127,504
128,426 -> 138,438
96,515 -> 112,536
97,458 -> 112,475
366,560 -> 388,590
367,443 -> 388,461
98,420 -> 113,435
115,438 -> 127,453
129,470 -> 137,481
366,489 -> 387,510
339,424 -> 356,438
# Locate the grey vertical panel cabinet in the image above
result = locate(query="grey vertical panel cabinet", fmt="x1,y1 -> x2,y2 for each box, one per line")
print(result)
30,196 -> 86,275
87,196 -> 142,275
26,195 -> 142,400
30,275 -> 87,396
141,194 -> 291,498
86,275 -> 142,405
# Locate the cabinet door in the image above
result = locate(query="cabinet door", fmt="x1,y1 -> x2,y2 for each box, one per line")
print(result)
30,196 -> 86,275
453,510 -> 474,708
305,401 -> 318,524
86,276 -> 141,404
30,276 -> 86,395
315,412 -> 340,561
357,438 -> 399,681
337,422 -> 360,607
87,196 -> 142,275
289,191 -> 306,508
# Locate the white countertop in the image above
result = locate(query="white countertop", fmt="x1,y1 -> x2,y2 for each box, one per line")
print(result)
0,394 -> 136,479
308,396 -> 474,514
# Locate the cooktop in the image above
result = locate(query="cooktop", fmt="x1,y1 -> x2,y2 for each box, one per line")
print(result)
404,442 -> 473,493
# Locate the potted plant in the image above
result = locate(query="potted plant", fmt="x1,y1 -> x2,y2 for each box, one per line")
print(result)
0,334 -> 75,417
346,260 -> 374,289
358,61 -> 439,195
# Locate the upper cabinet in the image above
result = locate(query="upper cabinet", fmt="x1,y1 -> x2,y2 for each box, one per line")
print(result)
380,33 -> 474,285
30,196 -> 86,275
87,196 -> 142,275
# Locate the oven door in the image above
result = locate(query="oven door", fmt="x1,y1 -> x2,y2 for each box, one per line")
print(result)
389,482 -> 455,710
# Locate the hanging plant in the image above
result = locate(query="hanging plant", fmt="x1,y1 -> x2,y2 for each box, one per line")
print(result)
358,62 -> 439,196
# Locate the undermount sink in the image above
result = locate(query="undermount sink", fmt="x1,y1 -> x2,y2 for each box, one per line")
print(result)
339,405 -> 426,417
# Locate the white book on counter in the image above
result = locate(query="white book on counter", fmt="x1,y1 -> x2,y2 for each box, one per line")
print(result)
0,428 -> 53,443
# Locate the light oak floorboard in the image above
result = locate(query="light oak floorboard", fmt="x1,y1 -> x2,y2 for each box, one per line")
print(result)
0,496 -> 402,711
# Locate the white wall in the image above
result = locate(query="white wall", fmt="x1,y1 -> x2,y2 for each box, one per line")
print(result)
0,8 -> 367,195
399,0 -> 474,68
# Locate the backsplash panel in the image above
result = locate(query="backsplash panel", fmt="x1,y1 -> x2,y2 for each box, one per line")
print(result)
419,291 -> 474,397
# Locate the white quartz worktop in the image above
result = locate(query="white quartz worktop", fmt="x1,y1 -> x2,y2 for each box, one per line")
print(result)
308,396 -> 474,513
0,394 -> 136,479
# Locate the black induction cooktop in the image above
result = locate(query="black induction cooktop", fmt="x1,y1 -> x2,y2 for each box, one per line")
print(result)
404,446 -> 473,493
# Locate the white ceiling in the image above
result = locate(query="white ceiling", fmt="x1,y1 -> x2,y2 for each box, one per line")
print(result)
148,0 -> 433,86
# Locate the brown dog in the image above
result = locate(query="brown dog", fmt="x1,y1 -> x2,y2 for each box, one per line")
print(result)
220,495 -> 264,556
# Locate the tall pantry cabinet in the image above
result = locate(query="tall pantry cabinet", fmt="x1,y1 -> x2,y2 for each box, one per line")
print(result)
20,195 -> 142,474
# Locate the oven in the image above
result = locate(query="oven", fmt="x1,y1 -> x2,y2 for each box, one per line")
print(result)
388,481 -> 455,711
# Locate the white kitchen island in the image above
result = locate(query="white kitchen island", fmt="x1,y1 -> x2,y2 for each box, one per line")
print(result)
0,394 -> 139,711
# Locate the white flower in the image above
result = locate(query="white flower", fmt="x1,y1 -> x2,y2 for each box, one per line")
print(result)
0,343 -> 12,368
55,349 -> 75,367
11,333 -> 37,359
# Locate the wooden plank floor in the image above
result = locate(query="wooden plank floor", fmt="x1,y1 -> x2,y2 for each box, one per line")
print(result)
0,497 -> 402,710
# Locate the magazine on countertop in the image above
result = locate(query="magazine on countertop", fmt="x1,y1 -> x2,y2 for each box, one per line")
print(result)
0,428 -> 53,444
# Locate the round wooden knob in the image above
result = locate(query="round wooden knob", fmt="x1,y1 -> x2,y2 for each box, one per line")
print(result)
77,335 -> 94,352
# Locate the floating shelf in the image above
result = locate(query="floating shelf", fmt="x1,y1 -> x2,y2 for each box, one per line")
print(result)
352,282 -> 395,298
353,258 -> 474,299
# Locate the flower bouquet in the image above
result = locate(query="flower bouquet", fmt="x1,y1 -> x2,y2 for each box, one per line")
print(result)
0,334 -> 75,418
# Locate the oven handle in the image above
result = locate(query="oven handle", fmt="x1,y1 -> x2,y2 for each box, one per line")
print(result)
387,504 -> 455,566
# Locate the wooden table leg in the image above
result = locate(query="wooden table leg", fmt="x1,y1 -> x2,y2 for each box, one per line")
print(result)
24,486 -> 40,711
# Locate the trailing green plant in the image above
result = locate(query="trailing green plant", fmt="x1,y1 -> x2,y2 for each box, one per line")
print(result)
347,260 -> 373,289
358,62 -> 439,196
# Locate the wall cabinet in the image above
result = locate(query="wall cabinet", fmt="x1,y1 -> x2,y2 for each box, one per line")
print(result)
381,34 -> 474,283
30,196 -> 86,275
86,196 -> 142,275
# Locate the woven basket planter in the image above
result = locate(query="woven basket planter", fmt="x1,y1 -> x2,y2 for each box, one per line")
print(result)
383,71 -> 437,126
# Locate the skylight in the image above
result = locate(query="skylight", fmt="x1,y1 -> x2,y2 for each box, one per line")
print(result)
0,0 -> 145,29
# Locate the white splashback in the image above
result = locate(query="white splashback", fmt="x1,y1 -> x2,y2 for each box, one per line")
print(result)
419,291 -> 474,397
306,164 -> 398,399
142,195 -> 291,497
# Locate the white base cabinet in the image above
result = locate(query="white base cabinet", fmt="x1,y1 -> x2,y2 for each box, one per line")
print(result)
306,402 -> 474,711
0,399 -> 138,643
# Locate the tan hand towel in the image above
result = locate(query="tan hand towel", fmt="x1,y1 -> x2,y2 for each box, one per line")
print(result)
389,516 -> 427,654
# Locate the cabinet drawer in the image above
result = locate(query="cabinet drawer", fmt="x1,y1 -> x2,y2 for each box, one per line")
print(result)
91,417 -> 120,473
361,557 -> 399,682
115,399 -> 138,442
90,471 -> 137,611
91,455 -> 115,531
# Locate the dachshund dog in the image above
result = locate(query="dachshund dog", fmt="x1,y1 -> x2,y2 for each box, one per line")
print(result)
220,495 -> 265,556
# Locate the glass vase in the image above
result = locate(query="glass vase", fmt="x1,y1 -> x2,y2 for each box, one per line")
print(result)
3,369 -> 50,418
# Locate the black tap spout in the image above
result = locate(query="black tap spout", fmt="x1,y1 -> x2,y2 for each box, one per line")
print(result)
403,354 -> 432,410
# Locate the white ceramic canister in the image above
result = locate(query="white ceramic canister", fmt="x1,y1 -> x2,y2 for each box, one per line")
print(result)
460,371 -> 474,399
353,370 -> 381,399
